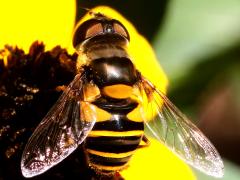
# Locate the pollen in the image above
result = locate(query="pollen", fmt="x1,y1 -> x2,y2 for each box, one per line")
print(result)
0,48 -> 10,67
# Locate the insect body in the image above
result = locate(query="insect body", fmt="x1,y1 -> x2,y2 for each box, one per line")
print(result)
21,9 -> 224,178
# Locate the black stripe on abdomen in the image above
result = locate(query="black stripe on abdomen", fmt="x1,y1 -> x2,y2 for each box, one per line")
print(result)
86,135 -> 142,153
88,153 -> 132,167
92,118 -> 143,131
87,136 -> 142,146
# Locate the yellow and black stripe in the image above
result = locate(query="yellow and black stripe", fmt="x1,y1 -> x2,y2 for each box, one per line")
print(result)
85,96 -> 144,174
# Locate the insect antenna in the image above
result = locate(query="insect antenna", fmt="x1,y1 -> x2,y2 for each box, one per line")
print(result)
79,6 -> 110,20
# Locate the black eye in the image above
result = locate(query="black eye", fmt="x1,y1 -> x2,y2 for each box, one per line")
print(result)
73,19 -> 130,49
73,19 -> 103,49
85,23 -> 103,39
113,21 -> 130,41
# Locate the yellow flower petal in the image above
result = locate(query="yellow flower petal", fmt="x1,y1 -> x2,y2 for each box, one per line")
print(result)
0,0 -> 76,52
121,138 -> 196,180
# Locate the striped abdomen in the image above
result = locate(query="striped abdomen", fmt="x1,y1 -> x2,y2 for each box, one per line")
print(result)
85,97 -> 144,173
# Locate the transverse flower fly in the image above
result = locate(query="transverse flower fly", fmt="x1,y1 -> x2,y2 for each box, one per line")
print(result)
21,8 -> 224,178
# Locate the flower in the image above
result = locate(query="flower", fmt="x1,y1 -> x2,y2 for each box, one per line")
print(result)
0,0 -> 76,52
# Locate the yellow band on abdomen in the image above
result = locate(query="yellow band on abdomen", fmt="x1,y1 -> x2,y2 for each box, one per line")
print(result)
88,130 -> 144,137
87,149 -> 135,158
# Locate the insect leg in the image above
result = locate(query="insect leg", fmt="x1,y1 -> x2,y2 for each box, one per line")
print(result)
137,135 -> 150,149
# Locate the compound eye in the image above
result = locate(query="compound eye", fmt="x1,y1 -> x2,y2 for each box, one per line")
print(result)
85,22 -> 103,39
73,19 -> 103,49
113,21 -> 130,40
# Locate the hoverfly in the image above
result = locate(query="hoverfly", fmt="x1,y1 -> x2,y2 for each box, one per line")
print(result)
21,7 -> 224,178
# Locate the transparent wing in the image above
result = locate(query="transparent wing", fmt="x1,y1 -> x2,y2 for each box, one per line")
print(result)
140,78 -> 224,177
21,74 -> 96,178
